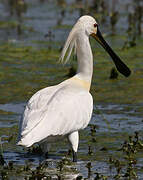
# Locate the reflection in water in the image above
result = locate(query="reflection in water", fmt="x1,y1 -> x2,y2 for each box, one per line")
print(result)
133,0 -> 143,36
122,0 -> 143,49
1,103 -> 143,178
0,0 -> 143,179
8,0 -> 27,17
110,0 -> 119,35
0,0 -> 142,43
3,0 -> 28,37
45,30 -> 55,50
9,0 -> 27,36
56,0 -> 66,26
57,9 -> 66,26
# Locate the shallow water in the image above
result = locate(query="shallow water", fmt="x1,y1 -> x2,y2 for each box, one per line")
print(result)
0,0 -> 143,179
0,103 -> 143,179
0,0 -> 142,44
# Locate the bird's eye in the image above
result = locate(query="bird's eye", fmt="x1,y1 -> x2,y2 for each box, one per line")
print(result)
94,23 -> 97,28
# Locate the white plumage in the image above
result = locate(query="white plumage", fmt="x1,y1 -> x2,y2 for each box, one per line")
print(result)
19,79 -> 93,147
17,15 -> 131,162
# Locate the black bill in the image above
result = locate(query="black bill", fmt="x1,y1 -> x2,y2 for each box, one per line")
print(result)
91,27 -> 131,77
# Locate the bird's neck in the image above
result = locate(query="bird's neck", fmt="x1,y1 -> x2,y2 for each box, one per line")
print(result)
76,33 -> 93,87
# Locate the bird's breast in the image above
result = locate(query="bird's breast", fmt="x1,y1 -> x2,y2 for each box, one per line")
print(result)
69,77 -> 91,91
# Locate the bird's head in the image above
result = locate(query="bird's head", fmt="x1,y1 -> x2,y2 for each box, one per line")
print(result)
74,15 -> 98,36
60,15 -> 131,77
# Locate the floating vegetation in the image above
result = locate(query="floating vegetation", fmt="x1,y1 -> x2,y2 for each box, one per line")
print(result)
0,0 -> 143,179
2,120 -> 143,179
108,132 -> 143,179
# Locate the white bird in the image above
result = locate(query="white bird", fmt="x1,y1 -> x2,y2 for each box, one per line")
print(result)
17,15 -> 131,162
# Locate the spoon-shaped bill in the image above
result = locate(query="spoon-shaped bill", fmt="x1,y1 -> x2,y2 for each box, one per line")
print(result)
91,27 -> 131,77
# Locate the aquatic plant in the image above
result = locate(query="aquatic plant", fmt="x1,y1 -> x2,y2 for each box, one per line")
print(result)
0,137 -> 5,166
0,0 -> 143,179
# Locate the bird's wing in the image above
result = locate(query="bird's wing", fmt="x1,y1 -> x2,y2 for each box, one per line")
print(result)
18,84 -> 93,147
18,85 -> 58,137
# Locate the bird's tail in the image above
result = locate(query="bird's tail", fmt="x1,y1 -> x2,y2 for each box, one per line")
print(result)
16,136 -> 34,147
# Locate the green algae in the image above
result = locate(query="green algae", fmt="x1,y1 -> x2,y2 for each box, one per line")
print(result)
90,37 -> 143,104
0,36 -> 143,104
0,38 -> 143,178
0,21 -> 18,29
0,35 -> 143,178
0,0 -> 143,178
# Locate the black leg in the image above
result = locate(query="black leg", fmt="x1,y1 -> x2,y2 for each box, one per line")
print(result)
72,150 -> 77,162
45,151 -> 49,158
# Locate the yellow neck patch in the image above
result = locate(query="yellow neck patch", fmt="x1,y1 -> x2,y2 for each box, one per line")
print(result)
70,77 -> 91,91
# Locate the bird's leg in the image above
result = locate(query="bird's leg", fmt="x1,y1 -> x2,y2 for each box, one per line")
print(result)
68,131 -> 79,162
45,151 -> 49,158
72,150 -> 77,162
39,141 -> 50,158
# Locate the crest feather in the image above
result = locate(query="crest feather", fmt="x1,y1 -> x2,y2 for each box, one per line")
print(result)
59,23 -> 79,64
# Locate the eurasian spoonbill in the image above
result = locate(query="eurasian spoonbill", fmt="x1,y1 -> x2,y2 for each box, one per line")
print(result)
17,15 -> 131,162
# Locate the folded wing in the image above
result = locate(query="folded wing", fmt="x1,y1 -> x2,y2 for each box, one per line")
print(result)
18,83 -> 93,147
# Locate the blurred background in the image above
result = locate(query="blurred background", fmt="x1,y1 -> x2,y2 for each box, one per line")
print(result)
0,0 -> 143,179
0,0 -> 142,42
0,0 -> 142,103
